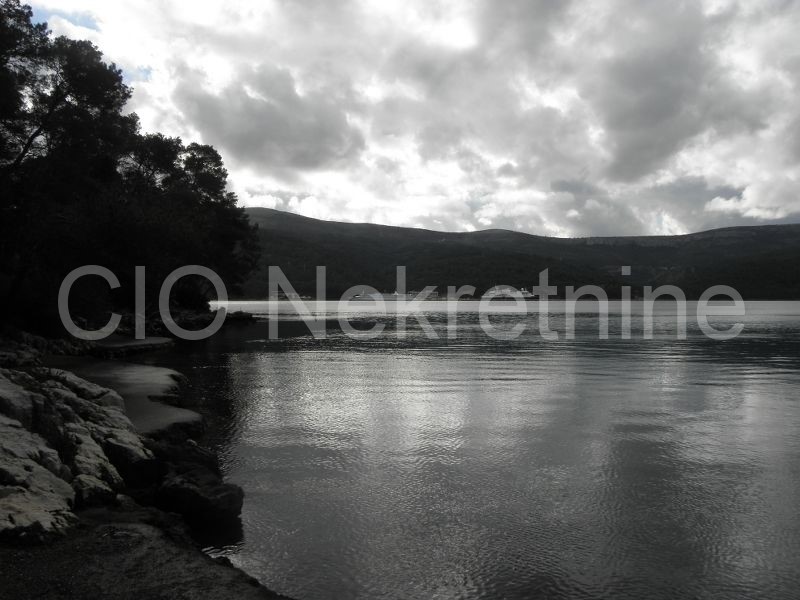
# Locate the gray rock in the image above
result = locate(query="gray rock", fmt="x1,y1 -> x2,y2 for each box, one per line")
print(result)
1,365 -> 160,542
28,369 -> 155,489
157,465 -> 244,524
72,474 -> 116,508
0,370 -> 39,428
0,338 -> 42,368
145,437 -> 221,475
0,517 -> 289,599
95,390 -> 125,410
0,486 -> 78,543
43,368 -> 116,401
101,432 -> 158,487
1,358 -> 245,549
64,421 -> 125,489
0,416 -> 76,542
0,415 -> 65,478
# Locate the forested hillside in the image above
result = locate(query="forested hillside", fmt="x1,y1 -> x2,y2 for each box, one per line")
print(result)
244,208 -> 800,299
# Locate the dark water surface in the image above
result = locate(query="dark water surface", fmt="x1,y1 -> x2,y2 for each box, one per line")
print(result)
148,303 -> 800,599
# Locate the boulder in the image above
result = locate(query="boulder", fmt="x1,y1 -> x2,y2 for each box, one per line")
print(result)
0,416 -> 76,542
27,368 -> 156,489
0,415 -> 65,479
0,345 -> 40,368
95,390 -> 126,410
64,421 -> 125,489
72,474 -> 116,508
43,368 -> 119,403
156,464 -> 244,524
0,370 -> 38,428
102,431 -> 158,487
0,486 -> 78,543
145,437 -> 221,475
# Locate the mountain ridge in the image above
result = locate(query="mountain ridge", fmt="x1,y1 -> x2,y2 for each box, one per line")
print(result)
242,207 -> 800,299
246,206 -> 800,242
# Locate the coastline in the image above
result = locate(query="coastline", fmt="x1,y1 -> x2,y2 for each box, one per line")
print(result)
0,331 -> 291,600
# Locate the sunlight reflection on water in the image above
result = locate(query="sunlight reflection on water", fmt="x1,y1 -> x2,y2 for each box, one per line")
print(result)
173,304 -> 800,599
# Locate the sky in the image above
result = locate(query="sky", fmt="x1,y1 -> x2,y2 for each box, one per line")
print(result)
30,0 -> 800,237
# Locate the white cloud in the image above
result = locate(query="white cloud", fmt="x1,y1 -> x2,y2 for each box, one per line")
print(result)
31,0 -> 800,236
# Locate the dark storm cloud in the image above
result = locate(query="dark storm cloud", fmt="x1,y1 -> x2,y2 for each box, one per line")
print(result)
642,177 -> 743,213
551,179 -> 605,199
475,0 -> 574,62
417,122 -> 465,161
172,63 -> 364,174
568,199 -> 646,237
548,179 -> 647,236
784,115 -> 800,165
581,1 -> 772,181
630,176 -> 742,230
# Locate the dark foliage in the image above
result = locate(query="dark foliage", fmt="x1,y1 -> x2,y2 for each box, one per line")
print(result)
0,0 -> 259,333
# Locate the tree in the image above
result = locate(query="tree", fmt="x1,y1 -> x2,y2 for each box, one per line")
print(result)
0,0 -> 49,163
0,1 -> 259,334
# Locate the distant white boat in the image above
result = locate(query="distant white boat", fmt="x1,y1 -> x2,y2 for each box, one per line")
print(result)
352,290 -> 412,301
482,286 -> 534,300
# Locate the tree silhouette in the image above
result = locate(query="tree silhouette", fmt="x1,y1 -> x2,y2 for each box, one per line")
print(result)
0,0 -> 259,333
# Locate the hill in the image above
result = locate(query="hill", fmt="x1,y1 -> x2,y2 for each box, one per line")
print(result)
242,208 -> 800,299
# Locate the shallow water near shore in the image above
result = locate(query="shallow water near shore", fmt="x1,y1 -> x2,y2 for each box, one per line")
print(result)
148,302 -> 800,599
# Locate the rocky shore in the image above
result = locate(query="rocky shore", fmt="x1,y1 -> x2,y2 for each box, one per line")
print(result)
0,332 -> 289,599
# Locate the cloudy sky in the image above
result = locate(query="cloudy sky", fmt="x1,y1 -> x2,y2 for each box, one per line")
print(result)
32,0 -> 800,236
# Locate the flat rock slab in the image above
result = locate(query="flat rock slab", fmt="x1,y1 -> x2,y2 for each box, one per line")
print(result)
44,357 -> 201,435
93,335 -> 175,357
0,514 -> 290,600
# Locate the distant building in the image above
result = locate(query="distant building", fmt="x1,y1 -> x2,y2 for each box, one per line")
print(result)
269,290 -> 302,300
